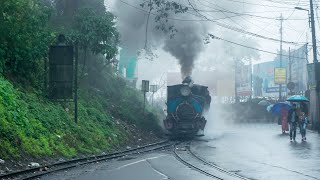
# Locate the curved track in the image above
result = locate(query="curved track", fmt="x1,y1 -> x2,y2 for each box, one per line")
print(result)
0,140 -> 172,180
174,141 -> 251,180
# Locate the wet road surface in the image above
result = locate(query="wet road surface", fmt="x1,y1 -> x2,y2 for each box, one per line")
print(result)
194,123 -> 320,180
43,123 -> 320,180
43,152 -> 216,180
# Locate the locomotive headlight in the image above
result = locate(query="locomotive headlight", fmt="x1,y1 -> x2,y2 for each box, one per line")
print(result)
180,86 -> 191,96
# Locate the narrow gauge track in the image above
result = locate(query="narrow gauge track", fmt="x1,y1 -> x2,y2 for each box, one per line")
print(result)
174,142 -> 251,180
1,140 -> 172,180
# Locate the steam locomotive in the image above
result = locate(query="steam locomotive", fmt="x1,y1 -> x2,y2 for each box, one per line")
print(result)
163,77 -> 211,137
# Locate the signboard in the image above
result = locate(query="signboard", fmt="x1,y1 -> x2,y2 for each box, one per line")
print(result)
141,80 -> 149,92
150,85 -> 158,93
253,61 -> 287,97
307,62 -> 320,90
274,68 -> 286,84
289,44 -> 308,92
49,46 -> 74,99
236,64 -> 252,96
287,82 -> 295,90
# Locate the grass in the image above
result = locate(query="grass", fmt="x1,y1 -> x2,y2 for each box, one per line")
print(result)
0,73 -> 161,159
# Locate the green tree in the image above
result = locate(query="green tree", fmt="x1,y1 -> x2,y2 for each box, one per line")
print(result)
0,0 -> 54,86
69,7 -> 120,75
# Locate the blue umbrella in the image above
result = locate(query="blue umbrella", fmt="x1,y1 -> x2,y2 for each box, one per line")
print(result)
287,95 -> 309,102
270,102 -> 292,115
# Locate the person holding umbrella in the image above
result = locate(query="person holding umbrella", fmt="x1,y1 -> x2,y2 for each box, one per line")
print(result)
298,112 -> 308,141
270,102 -> 291,134
286,95 -> 310,141
280,108 -> 289,134
288,104 -> 298,141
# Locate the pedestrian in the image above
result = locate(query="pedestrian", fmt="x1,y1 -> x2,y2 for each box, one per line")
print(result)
280,108 -> 289,134
300,102 -> 308,116
288,104 -> 298,141
298,112 -> 308,141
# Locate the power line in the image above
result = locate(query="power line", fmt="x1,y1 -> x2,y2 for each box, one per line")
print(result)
192,0 -> 246,29
198,0 -> 281,37
195,0 -> 311,41
117,0 -> 242,22
187,1 -> 306,44
119,0 -> 308,45
192,1 -> 308,20
208,34 -> 308,59
219,0 -> 313,9
260,0 -> 309,6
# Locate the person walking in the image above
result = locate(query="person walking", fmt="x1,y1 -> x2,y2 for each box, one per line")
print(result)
298,112 -> 308,141
288,104 -> 298,141
280,108 -> 289,134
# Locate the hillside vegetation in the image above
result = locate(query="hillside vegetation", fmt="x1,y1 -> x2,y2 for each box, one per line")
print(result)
0,0 -> 162,161
0,71 -> 161,159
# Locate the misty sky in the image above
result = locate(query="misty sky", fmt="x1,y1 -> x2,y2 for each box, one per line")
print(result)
105,0 -> 317,92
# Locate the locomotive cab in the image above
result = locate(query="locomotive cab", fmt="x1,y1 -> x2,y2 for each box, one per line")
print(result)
164,83 -> 210,137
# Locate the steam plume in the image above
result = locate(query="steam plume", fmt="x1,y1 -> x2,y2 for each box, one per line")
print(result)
113,0 -> 207,78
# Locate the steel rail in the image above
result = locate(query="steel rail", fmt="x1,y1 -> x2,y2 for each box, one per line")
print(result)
1,140 -> 172,180
173,143 -> 223,180
187,146 -> 251,180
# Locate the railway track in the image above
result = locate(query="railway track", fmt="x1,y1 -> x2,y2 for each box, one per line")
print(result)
173,141 -> 251,180
0,140 -> 173,180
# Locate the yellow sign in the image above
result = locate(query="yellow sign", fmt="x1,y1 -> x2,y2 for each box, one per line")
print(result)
274,68 -> 286,84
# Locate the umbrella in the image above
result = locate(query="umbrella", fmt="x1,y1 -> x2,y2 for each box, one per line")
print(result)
267,104 -> 274,112
258,100 -> 271,106
270,102 -> 292,115
287,95 -> 309,102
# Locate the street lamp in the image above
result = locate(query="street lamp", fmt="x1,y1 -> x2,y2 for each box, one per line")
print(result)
294,7 -> 308,11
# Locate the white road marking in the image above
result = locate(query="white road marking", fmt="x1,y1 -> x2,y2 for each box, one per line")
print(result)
116,155 -> 167,170
146,159 -> 169,180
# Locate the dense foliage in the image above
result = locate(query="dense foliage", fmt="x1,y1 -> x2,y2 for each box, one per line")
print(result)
0,0 -> 54,87
0,0 -> 162,160
0,74 -> 161,159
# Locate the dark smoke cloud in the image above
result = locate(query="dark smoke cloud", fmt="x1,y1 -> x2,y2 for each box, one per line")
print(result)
164,26 -> 206,78
112,0 -> 259,78
113,0 -> 207,78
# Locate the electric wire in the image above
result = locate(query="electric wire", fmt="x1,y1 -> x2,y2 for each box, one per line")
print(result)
218,0 -> 310,9
117,0 -> 242,22
185,0 -> 306,44
197,0 -> 281,37
209,34 -> 307,59
192,0 -> 308,20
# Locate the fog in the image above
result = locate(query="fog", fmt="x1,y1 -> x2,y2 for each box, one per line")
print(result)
111,0 -> 261,132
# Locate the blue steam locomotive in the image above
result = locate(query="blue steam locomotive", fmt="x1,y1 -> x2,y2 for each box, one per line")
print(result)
163,77 -> 211,137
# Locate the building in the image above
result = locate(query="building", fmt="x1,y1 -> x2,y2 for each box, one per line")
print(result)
253,57 -> 288,98
253,44 -> 308,98
118,48 -> 138,87
287,44 -> 308,94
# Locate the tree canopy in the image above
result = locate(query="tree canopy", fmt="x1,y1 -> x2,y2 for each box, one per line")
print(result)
0,0 -> 53,86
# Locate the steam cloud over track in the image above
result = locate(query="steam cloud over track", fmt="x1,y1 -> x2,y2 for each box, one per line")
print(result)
113,0 -> 207,78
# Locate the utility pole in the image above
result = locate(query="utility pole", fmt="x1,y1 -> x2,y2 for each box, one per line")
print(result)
250,59 -> 253,100
279,14 -> 283,101
289,47 -> 293,95
309,0 -> 320,131
74,43 -> 79,124
234,58 -> 239,103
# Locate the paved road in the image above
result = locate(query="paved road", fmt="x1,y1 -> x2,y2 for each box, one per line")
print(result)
194,123 -> 320,180
43,151 -> 216,180
43,123 -> 320,180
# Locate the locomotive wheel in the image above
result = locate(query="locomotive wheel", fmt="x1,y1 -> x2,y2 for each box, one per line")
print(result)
164,119 -> 174,130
